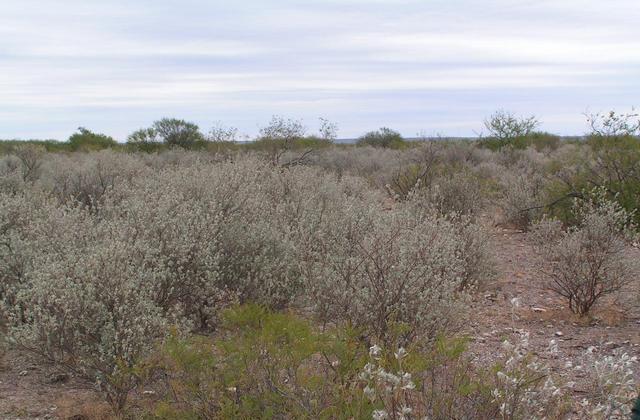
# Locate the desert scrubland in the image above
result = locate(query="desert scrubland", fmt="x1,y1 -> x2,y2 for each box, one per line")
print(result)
1,111 -> 639,419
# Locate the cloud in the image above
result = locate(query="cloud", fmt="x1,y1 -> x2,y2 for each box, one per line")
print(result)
0,0 -> 638,139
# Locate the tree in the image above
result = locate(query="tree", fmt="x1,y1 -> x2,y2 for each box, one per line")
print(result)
126,118 -> 205,149
483,111 -> 539,141
318,117 -> 338,142
207,122 -> 239,143
356,127 -> 405,148
152,118 -> 204,148
586,109 -> 640,137
68,127 -> 117,151
12,144 -> 44,182
127,127 -> 160,144
258,116 -> 307,165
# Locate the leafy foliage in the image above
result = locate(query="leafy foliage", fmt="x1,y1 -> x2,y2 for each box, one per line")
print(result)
68,127 -> 118,151
357,127 -> 406,149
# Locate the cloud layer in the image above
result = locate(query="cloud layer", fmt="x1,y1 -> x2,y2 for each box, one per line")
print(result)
1,0 -> 638,140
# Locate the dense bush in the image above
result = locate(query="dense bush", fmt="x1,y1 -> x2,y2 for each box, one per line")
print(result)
495,150 -> 551,229
301,203 -> 485,346
68,127 -> 118,151
151,305 -> 372,419
127,118 -> 205,150
356,127 -> 406,149
480,111 -> 540,150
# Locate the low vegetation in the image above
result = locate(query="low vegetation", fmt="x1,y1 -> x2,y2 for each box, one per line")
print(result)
532,189 -> 638,316
0,110 -> 639,418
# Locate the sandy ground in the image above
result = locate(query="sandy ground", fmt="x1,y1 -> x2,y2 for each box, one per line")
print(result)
467,228 -> 640,399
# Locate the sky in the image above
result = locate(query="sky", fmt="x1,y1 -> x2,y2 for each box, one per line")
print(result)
1,0 -> 639,141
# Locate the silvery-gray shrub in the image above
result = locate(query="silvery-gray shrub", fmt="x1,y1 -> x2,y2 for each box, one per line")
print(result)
531,190 -> 638,316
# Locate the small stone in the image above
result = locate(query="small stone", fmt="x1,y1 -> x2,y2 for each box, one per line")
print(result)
555,331 -> 564,337
484,293 -> 497,302
18,370 -> 28,376
48,373 -> 69,384
531,307 -> 547,313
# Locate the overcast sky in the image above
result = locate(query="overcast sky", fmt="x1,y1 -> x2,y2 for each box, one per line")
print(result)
1,0 -> 639,140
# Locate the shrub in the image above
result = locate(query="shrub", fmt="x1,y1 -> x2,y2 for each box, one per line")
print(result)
254,115 -> 308,165
0,155 -> 24,194
481,111 -> 540,150
576,348 -> 638,419
151,305 -> 372,419
206,122 -> 239,143
68,127 -> 117,151
514,132 -> 561,151
44,151 -> 149,210
5,204 -> 167,411
151,321 -> 571,420
0,192 -> 47,312
12,144 -> 45,183
544,110 -> 640,226
318,117 -> 338,141
310,146 -> 409,192
357,127 -> 406,149
404,168 -> 487,218
359,332 -> 568,419
153,118 -> 205,148
586,109 -> 640,137
531,190 -> 638,316
126,128 -> 165,152
302,206 -> 471,346
0,149 -> 559,416
127,118 -> 205,150
489,332 -> 568,419
497,154 -> 549,229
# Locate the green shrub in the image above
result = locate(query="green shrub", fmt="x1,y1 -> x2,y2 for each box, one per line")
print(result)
151,305 -> 372,419
153,118 -> 205,148
68,127 -> 118,151
0,139 -> 69,154
149,311 -> 569,420
478,132 -> 559,152
514,132 -> 561,151
542,134 -> 640,227
127,118 -> 205,150
356,127 -> 406,149
480,111 -> 540,150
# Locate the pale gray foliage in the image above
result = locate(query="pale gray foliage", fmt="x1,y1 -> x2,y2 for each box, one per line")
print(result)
531,190 -> 638,315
